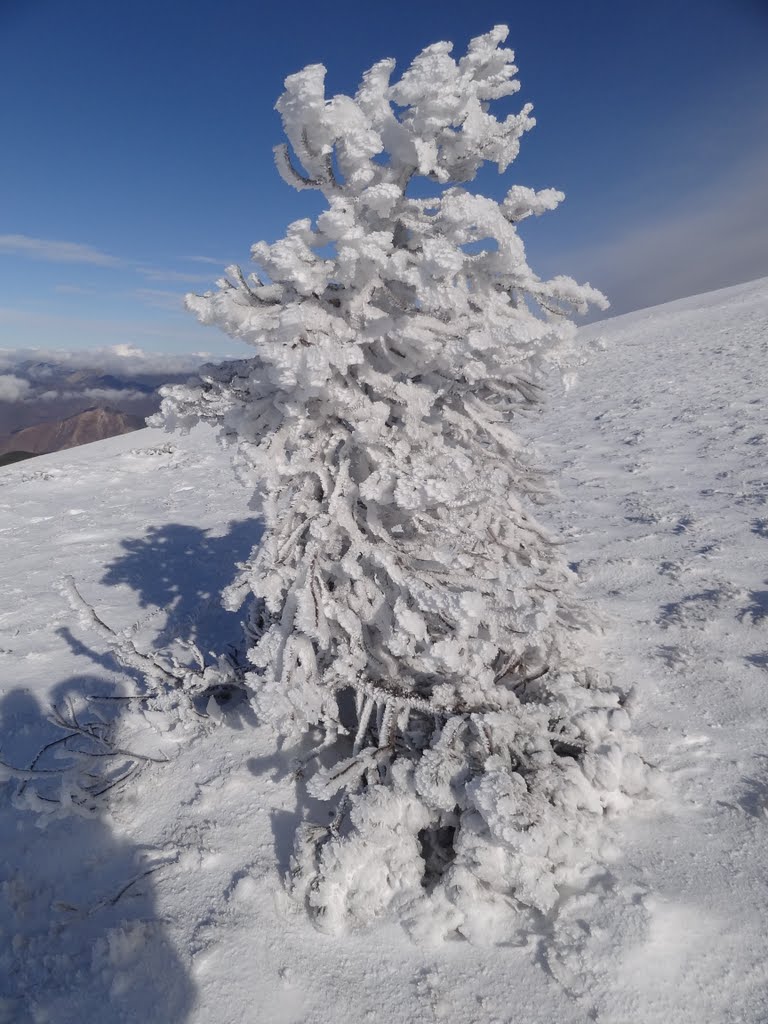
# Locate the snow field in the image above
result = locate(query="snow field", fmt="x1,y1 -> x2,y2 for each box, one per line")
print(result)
0,276 -> 767,1021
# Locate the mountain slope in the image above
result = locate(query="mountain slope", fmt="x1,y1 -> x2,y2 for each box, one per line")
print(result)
0,405 -> 145,457
0,276 -> 766,1024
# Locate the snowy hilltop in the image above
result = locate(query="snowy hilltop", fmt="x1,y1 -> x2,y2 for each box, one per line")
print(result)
1,275 -> 767,1023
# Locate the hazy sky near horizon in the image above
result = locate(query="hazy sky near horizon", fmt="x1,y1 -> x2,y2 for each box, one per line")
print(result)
1,0 -> 767,355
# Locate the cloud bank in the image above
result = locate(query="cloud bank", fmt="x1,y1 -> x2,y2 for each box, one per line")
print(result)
38,387 -> 150,403
0,344 -> 211,377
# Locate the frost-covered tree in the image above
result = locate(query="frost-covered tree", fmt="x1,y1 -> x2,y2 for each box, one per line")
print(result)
157,26 -> 645,943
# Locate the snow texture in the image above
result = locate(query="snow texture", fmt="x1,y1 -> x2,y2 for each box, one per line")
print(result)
154,27 -> 630,939
1,277 -> 768,1020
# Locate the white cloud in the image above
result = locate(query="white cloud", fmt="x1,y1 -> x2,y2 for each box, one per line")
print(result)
188,255 -> 225,265
0,374 -> 32,401
0,234 -> 122,267
111,344 -> 145,358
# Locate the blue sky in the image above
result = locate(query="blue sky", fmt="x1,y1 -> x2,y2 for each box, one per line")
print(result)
1,0 -> 766,356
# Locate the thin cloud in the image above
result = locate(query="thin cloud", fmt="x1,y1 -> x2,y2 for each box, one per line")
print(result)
137,267 -> 214,284
565,147 -> 768,318
0,234 -> 122,267
54,284 -> 98,295
132,288 -> 186,311
188,255 -> 225,265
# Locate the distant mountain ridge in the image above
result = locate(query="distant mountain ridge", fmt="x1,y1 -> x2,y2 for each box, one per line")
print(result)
0,405 -> 146,459
0,352 -> 201,438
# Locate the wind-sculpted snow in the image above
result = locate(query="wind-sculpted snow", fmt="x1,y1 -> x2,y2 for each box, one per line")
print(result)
152,26 -> 643,940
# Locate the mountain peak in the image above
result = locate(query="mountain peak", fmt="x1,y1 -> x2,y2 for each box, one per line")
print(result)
0,405 -> 146,458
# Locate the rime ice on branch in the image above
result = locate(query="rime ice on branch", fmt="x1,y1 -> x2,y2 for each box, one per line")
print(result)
157,26 -> 644,942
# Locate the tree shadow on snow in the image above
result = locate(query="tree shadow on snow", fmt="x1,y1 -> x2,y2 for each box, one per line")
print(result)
738,588 -> 768,626
246,733 -> 348,879
100,518 -> 263,653
55,624 -> 147,689
656,588 -> 726,629
0,678 -> 196,1023
738,754 -> 768,819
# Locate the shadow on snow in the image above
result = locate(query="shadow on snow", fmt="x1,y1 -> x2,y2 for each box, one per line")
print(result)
1,518 -> 265,1020
100,518 -> 263,653
0,678 -> 196,1023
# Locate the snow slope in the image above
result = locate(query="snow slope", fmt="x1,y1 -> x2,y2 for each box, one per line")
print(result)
1,276 -> 767,1023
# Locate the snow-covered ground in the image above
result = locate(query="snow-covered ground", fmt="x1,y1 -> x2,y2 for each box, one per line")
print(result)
1,276 -> 767,1023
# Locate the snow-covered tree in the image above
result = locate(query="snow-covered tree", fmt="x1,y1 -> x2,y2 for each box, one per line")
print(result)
157,26 -> 645,942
